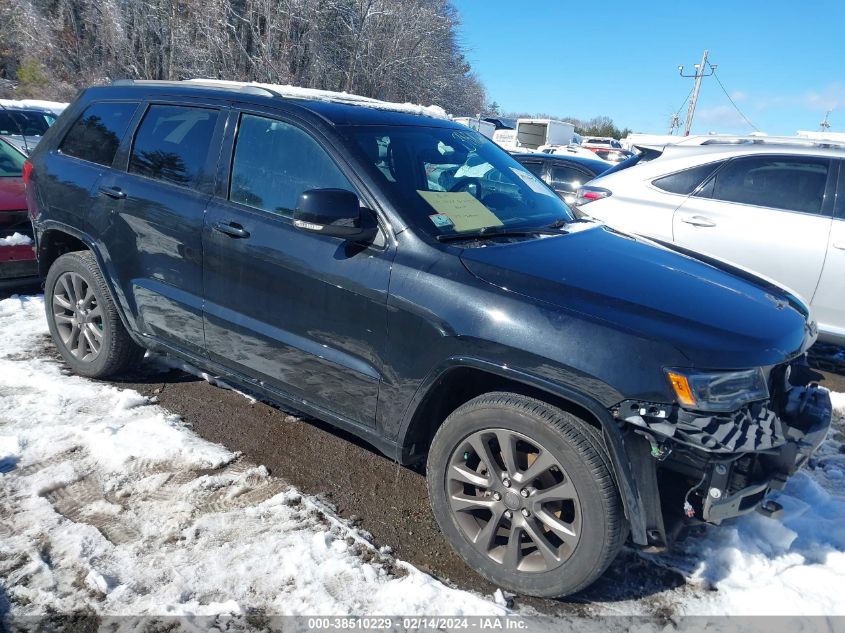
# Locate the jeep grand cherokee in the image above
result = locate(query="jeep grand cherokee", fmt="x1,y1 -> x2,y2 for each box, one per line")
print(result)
24,80 -> 832,598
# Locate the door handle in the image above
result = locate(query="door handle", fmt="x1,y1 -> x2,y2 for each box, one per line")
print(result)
680,214 -> 717,228
98,186 -> 126,200
212,221 -> 250,239
833,241 -> 845,250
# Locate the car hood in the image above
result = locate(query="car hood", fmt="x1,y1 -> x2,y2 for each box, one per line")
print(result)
459,224 -> 811,369
0,177 -> 26,213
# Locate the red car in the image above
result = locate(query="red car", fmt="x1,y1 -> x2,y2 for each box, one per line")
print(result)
0,136 -> 37,288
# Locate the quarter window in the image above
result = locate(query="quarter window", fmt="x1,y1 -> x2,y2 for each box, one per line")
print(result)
652,162 -> 723,195
229,114 -> 352,217
59,102 -> 138,166
709,156 -> 830,214
129,105 -> 218,187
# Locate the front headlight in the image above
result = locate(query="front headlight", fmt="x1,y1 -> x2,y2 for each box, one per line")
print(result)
666,368 -> 769,412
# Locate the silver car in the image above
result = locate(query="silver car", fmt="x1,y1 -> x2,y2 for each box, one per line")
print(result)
575,139 -> 845,345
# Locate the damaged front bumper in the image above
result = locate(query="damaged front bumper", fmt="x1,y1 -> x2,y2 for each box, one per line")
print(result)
615,368 -> 832,547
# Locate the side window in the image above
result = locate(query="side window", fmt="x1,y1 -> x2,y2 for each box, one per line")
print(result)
711,156 -> 830,214
59,102 -> 138,166
550,165 -> 590,192
229,113 -> 353,217
129,105 -> 218,188
652,162 -> 723,195
521,161 -> 544,178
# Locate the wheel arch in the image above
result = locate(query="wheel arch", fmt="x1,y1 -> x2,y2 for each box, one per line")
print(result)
396,357 -> 650,545
37,223 -> 142,346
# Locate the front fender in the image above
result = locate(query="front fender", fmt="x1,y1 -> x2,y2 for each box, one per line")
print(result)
396,356 -> 651,546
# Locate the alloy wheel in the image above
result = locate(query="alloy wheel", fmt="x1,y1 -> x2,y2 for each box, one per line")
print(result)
446,428 -> 582,573
51,271 -> 104,362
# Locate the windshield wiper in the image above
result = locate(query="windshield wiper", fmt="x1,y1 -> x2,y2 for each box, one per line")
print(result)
436,225 -> 565,242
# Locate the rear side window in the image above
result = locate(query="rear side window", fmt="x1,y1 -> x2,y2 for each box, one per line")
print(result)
652,162 -> 723,195
551,164 -> 591,191
59,102 -> 138,166
521,161 -> 544,177
129,105 -> 218,188
710,156 -> 830,214
229,113 -> 352,217
0,139 -> 25,176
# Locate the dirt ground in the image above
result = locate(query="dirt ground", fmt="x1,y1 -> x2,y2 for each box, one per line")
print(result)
103,356 -> 844,615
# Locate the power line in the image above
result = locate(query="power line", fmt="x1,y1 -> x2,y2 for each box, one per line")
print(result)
708,64 -> 760,132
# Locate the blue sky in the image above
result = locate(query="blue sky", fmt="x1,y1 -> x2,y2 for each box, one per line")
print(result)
451,1 -> 845,136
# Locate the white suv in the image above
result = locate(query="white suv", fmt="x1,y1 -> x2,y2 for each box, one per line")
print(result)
575,139 -> 845,345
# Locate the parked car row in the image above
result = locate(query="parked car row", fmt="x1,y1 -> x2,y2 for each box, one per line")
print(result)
576,138 -> 845,346
0,136 -> 37,287
21,80 -> 832,600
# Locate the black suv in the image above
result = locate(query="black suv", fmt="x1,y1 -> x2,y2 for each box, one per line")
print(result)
25,81 -> 832,598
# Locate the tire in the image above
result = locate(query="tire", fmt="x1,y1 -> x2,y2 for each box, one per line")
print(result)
427,392 -> 627,598
45,251 -> 144,378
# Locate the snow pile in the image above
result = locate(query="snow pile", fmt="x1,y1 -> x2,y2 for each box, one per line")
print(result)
185,79 -> 449,119
0,232 -> 33,246
0,99 -> 68,114
653,391 -> 845,615
0,294 -> 504,616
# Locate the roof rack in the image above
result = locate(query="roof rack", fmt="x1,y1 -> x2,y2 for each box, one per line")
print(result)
110,78 -> 449,120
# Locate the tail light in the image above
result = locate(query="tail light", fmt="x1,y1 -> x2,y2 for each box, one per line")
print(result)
22,160 -> 33,186
574,186 -> 611,207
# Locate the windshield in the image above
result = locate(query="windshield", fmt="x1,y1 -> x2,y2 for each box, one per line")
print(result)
0,110 -> 55,137
347,125 -> 574,237
0,139 -> 25,177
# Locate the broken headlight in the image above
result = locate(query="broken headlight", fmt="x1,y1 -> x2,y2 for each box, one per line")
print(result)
666,368 -> 769,413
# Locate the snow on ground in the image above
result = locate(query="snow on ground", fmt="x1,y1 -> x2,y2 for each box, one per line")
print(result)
1,292 -> 844,619
0,233 -> 33,247
0,294 -> 504,617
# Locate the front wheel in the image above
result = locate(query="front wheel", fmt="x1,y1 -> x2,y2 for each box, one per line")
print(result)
427,392 -> 627,598
45,251 -> 144,378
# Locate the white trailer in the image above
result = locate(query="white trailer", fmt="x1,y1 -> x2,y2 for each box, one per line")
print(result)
495,118 -> 576,151
453,117 -> 496,139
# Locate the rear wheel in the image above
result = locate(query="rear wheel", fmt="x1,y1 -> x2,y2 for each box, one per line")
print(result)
427,392 -> 627,598
45,251 -> 143,378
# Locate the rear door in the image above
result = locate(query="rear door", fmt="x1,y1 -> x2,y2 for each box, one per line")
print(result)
811,160 -> 845,341
672,154 -> 834,302
36,101 -> 140,235
95,100 -> 226,355
202,108 -> 393,427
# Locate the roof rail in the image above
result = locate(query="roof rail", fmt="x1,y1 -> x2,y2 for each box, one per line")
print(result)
695,135 -> 845,150
109,78 -> 450,119
111,78 -> 277,97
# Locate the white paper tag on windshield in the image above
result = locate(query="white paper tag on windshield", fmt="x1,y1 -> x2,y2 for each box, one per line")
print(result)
510,167 -> 555,197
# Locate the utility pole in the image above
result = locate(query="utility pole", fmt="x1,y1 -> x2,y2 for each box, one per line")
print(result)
668,113 -> 680,135
678,50 -> 716,136
820,110 -> 831,132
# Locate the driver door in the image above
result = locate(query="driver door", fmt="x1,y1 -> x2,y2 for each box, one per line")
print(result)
202,109 -> 394,427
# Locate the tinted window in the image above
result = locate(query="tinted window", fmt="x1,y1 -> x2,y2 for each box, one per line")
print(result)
229,114 -> 352,217
653,162 -> 723,195
59,102 -> 137,166
0,110 -> 55,136
521,161 -> 544,177
0,139 -> 25,177
129,105 -> 218,187
551,164 -> 591,192
711,156 -> 829,214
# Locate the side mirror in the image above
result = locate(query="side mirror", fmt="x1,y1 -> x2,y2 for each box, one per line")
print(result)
293,188 -> 377,242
